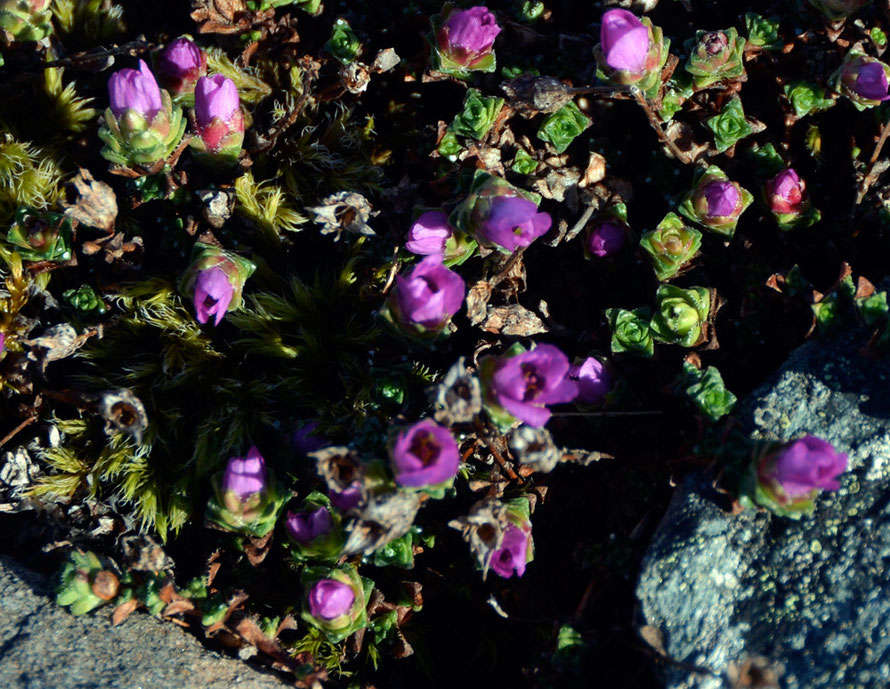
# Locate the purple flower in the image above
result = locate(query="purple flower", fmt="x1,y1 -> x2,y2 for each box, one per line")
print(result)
157,37 -> 207,95
405,211 -> 453,256
854,62 -> 890,101
286,507 -> 334,545
437,6 -> 501,68
490,344 -> 579,427
478,196 -> 551,252
391,419 -> 460,488
108,60 -> 163,120
221,446 -> 268,501
193,266 -> 234,326
0,332 -> 5,353
587,220 -> 626,257
292,421 -> 325,456
760,435 -> 848,498
193,75 -> 244,155
490,525 -> 529,578
601,9 -> 650,74
329,485 -> 363,511
307,579 -> 356,620
766,168 -> 805,215
568,357 -> 613,405
702,181 -> 739,218
391,255 -> 466,332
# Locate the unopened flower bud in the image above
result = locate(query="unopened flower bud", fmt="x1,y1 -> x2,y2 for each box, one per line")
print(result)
206,446 -> 287,536
568,356 -> 613,405
178,243 -> 256,326
684,28 -> 746,89
190,75 -> 244,165
650,285 -> 711,347
586,219 -> 627,258
764,168 -> 821,230
157,36 -> 207,96
595,9 -> 668,96
832,51 -> 890,109
432,5 -> 501,77
301,566 -> 369,641
679,166 -> 752,239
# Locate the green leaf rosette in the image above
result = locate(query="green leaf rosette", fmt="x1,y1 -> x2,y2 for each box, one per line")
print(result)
639,212 -> 702,281
0,0 -> 52,42
7,207 -> 74,262
98,89 -> 186,170
677,166 -> 752,239
744,12 -> 782,51
325,18 -> 361,65
247,0 -> 322,13
301,565 -> 372,643
684,28 -> 746,89
450,88 -> 504,140
705,96 -> 754,153
536,101 -> 591,153
606,307 -> 654,358
649,285 -> 711,347
681,361 -> 737,422
55,550 -> 120,616
783,81 -> 836,119
594,16 -> 669,100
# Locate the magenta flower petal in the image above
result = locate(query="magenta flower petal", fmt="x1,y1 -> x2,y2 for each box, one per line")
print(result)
405,211 -> 453,255
769,435 -> 848,497
108,60 -> 163,120
391,419 -> 460,488
854,62 -> 890,101
193,266 -> 234,326
308,579 -> 355,620
286,507 -> 333,544
587,221 -> 626,257
221,446 -> 267,500
392,255 -> 466,331
568,357 -> 613,404
158,37 -> 206,93
195,74 -> 240,127
490,344 -> 578,428
439,6 -> 501,65
479,196 -> 551,252
601,9 -> 650,73
703,181 -> 740,218
767,168 -> 804,214
490,525 -> 529,578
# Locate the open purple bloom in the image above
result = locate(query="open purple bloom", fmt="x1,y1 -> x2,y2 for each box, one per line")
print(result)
703,181 -> 739,218
108,60 -> 163,120
193,266 -> 234,326
286,507 -> 334,545
854,62 -> 890,101
308,579 -> 356,620
601,9 -> 650,74
478,196 -> 551,252
490,525 -> 529,578
568,357 -> 613,405
221,446 -> 268,501
329,485 -> 363,512
490,344 -> 579,427
392,255 -> 466,331
761,435 -> 848,498
406,210 -> 453,255
157,37 -> 207,95
587,220 -> 626,257
391,419 -> 460,488
437,6 -> 501,68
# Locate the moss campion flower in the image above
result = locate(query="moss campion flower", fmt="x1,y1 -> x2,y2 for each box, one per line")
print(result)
433,5 -> 501,76
99,60 -> 186,169
490,524 -> 531,578
287,506 -> 333,545
221,445 -> 267,503
568,356 -> 613,405
308,579 -> 355,620
157,36 -> 207,96
595,9 -> 668,96
390,419 -> 460,489
478,196 -> 551,252
405,210 -> 452,256
193,267 -> 233,326
384,255 -> 466,338
482,343 -> 578,429
679,167 -> 752,239
832,52 -> 890,109
586,220 -> 626,258
179,243 -> 255,327
190,74 -> 245,163
750,435 -> 848,518
301,566 -> 368,641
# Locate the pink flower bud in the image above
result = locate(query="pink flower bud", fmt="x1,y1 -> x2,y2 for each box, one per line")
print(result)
568,357 -> 613,405
437,6 -> 501,68
766,168 -> 806,215
586,220 -> 626,257
308,579 -> 356,620
193,75 -> 244,155
702,181 -> 740,219
286,507 -> 334,544
490,524 -> 530,578
405,210 -> 453,256
221,446 -> 268,501
193,266 -> 234,326
157,37 -> 207,95
601,9 -> 651,74
108,60 -> 163,120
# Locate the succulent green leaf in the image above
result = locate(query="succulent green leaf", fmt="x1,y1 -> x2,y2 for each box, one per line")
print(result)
784,82 -> 836,119
536,101 -> 591,153
650,285 -> 711,347
450,89 -> 504,141
639,212 -> 702,281
606,307 -> 654,358
744,12 -> 782,50
326,18 -> 361,65
682,362 -> 737,422
706,96 -> 754,153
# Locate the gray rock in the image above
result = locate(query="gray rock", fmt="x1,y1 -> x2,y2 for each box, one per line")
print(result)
637,327 -> 890,689
0,555 -> 289,689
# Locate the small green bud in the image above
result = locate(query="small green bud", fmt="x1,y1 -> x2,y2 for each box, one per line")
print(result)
684,28 -> 746,89
705,96 -> 755,153
325,18 -> 361,65
7,208 -> 73,262
639,212 -> 702,281
536,100 -> 590,153
744,12 -> 782,51
650,285 -> 711,347
606,307 -> 654,358
682,362 -> 737,422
